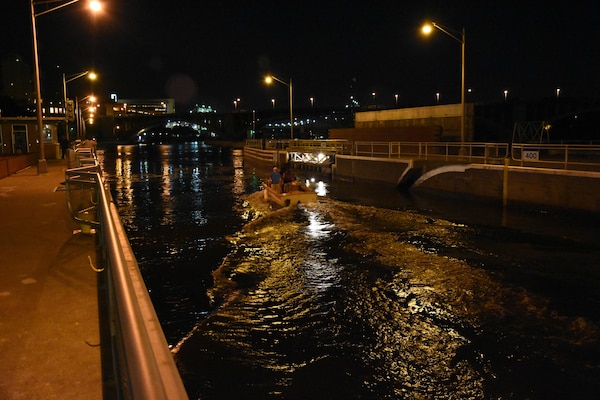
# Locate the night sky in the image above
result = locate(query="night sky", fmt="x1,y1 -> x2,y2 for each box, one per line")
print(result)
2,1 -> 599,112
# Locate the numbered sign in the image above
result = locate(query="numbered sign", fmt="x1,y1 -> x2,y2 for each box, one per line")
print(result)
522,150 -> 539,161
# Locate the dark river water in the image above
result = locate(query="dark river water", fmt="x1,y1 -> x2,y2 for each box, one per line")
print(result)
99,142 -> 600,400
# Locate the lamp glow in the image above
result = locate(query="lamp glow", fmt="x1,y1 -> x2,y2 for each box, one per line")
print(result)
264,74 -> 294,139
420,21 -> 466,149
89,0 -> 101,12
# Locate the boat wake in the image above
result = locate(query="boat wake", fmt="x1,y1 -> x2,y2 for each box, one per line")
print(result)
172,198 -> 600,399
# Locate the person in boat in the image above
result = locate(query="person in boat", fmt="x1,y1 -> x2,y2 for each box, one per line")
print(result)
269,166 -> 282,192
281,167 -> 296,193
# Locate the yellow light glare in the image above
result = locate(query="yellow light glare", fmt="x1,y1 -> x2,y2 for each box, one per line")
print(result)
88,72 -> 97,80
422,24 -> 433,35
265,76 -> 273,84
89,1 -> 101,12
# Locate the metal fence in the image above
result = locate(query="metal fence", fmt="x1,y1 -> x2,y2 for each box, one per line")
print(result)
352,141 -> 509,163
511,143 -> 600,171
289,139 -> 352,154
246,139 -> 600,171
65,156 -> 188,399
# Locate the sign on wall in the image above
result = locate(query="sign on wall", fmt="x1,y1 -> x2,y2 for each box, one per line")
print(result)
522,150 -> 539,161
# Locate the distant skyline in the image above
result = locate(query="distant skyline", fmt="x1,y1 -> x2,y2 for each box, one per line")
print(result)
1,1 -> 599,112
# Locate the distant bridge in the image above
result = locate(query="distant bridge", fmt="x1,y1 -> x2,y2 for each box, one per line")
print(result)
107,107 -> 354,143
101,97 -> 600,144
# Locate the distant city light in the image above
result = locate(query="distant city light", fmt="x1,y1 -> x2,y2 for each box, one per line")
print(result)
190,104 -> 216,113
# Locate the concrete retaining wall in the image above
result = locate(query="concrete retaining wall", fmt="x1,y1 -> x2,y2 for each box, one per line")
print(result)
334,154 -> 600,213
334,155 -> 411,184
329,126 -> 441,142
245,148 -> 600,213
412,164 -> 600,212
0,153 -> 39,179
353,104 -> 475,141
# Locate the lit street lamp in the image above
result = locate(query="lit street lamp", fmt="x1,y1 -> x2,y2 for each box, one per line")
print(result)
265,75 -> 293,139
233,98 -> 240,110
76,94 -> 96,139
30,0 -> 101,173
62,70 -> 96,140
422,21 -> 466,147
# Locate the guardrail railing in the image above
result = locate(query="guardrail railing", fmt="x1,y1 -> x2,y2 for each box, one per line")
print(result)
65,165 -> 188,399
289,139 -> 352,154
245,139 -> 263,149
352,141 -> 510,163
245,139 -> 600,171
511,143 -> 600,171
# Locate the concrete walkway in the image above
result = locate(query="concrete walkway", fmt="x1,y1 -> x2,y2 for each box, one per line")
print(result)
0,159 -> 103,399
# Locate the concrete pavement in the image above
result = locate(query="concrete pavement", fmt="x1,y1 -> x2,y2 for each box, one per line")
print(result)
0,159 -> 103,399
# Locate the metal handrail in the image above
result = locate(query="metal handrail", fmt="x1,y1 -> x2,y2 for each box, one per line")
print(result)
244,139 -> 600,171
353,141 -> 510,163
245,139 -> 262,149
289,139 -> 350,154
511,143 -> 600,170
265,139 -> 291,150
65,165 -> 188,399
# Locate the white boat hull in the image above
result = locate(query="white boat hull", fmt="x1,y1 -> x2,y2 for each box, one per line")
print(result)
262,183 -> 317,207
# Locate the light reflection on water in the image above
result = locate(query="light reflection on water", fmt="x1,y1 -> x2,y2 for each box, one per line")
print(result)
300,209 -> 339,294
100,143 -> 600,400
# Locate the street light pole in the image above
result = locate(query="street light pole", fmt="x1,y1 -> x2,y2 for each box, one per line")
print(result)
30,0 -> 101,173
76,94 -> 96,139
422,22 -> 466,147
63,70 -> 95,141
30,0 -> 46,173
265,75 -> 293,140
289,78 -> 293,139
460,26 -> 465,147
